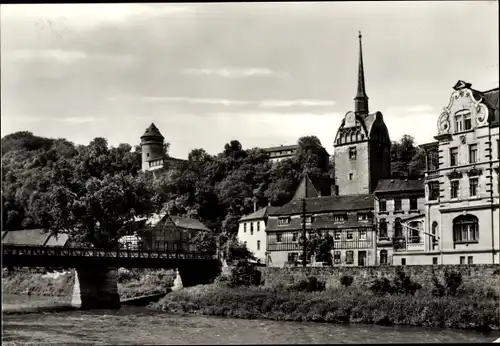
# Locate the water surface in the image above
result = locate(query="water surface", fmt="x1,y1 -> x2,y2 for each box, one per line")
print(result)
3,295 -> 499,344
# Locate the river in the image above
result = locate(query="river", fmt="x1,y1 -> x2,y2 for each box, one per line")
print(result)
2,295 -> 500,344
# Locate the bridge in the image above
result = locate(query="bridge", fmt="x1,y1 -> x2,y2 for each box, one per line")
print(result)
2,244 -> 221,310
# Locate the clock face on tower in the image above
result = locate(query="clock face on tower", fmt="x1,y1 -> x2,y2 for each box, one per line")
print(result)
345,112 -> 356,127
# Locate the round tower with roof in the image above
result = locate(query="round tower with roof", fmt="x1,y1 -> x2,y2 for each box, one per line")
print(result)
140,123 -> 165,172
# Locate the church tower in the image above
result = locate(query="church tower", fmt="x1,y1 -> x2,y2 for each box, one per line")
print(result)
333,32 -> 391,195
140,123 -> 165,172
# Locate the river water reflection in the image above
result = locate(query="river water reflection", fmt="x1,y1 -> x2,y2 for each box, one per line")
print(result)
2,295 -> 500,344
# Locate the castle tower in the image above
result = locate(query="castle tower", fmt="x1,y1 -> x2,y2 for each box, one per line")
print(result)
333,32 -> 391,195
140,123 -> 165,172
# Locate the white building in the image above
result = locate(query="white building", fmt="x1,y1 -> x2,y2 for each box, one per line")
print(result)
237,205 -> 279,263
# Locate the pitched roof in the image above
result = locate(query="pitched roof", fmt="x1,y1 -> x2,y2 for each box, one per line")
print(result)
239,206 -> 281,222
141,123 -> 164,139
269,194 -> 374,216
262,144 -> 299,152
171,216 -> 211,232
2,229 -> 69,246
307,174 -> 333,197
374,178 -> 424,194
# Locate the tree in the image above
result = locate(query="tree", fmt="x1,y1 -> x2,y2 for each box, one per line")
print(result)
189,231 -> 217,254
391,135 -> 426,178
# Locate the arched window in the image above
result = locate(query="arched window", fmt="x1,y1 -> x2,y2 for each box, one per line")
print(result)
394,218 -> 402,238
453,215 -> 479,242
379,218 -> 388,238
380,250 -> 388,265
431,221 -> 439,247
350,132 -> 356,142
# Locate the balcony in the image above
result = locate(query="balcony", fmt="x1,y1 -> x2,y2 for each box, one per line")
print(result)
406,242 -> 425,252
377,236 -> 392,246
392,237 -> 425,252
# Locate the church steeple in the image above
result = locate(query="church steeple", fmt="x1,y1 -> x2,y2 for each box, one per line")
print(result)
354,31 -> 369,116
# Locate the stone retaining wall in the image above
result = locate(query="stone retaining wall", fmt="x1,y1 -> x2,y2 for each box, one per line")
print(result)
259,264 -> 500,291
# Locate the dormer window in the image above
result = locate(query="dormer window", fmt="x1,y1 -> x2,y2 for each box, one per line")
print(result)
278,217 -> 291,226
303,215 -> 313,224
358,213 -> 369,221
454,110 -> 472,132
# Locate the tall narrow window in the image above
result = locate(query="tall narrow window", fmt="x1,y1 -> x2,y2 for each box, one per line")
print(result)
334,251 -> 341,264
349,173 -> 353,180
409,197 -> 418,210
257,222 -> 260,231
292,232 -> 298,242
394,198 -> 402,211
250,222 -> 254,235
380,250 -> 388,265
257,240 -> 260,251
467,256 -> 473,265
469,178 -> 479,197
451,180 -> 459,199
455,115 -> 463,132
346,251 -> 354,264
450,148 -> 458,167
244,223 -> 247,233
469,144 -> 478,164
379,219 -> 388,238
463,112 -> 472,130
429,181 -> 440,201
379,199 -> 387,212
394,218 -> 403,238
460,256 -> 466,265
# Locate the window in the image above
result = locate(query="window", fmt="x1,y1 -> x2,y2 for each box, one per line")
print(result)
347,231 -> 354,240
380,250 -> 388,265
334,231 -> 341,240
432,222 -> 439,247
394,198 -> 402,211
333,214 -> 347,222
453,214 -> 479,242
244,223 -> 247,233
346,251 -> 354,264
469,144 -> 478,164
450,148 -> 458,167
409,197 -> 418,210
257,240 -> 260,251
334,251 -> 341,264
349,147 -> 357,160
276,233 -> 283,243
460,256 -> 465,265
250,223 -> 254,235
304,215 -> 313,224
379,219 -> 388,238
292,232 -> 298,242
454,110 -> 471,132
429,181 -> 440,201
358,213 -> 369,221
401,258 -> 406,266
469,178 -> 479,197
287,252 -> 298,263
450,180 -> 459,199
468,256 -> 473,265
257,222 -> 260,231
173,243 -> 178,251
433,257 -> 438,265
349,173 -> 353,180
379,199 -> 387,212
359,230 -> 367,240
244,241 -> 247,247
394,218 -> 403,238
278,217 -> 290,226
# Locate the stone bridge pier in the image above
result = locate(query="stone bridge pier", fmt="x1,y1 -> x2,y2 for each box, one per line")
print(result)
72,267 -> 121,310
71,261 -> 221,310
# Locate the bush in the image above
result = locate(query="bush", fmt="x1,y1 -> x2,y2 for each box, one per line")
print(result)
392,268 -> 422,295
370,277 -> 394,295
444,270 -> 463,296
290,276 -> 325,292
227,261 -> 262,288
431,274 -> 446,297
340,275 -> 354,287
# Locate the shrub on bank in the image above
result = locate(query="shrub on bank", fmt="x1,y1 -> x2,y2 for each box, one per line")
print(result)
152,282 -> 499,331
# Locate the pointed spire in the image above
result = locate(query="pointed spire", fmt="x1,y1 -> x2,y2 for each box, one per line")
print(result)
354,31 -> 369,115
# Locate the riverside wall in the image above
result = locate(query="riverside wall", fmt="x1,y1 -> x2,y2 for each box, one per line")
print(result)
259,264 -> 500,290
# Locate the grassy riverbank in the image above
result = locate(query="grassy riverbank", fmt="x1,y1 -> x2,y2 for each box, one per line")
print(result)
151,277 -> 500,332
1,268 -> 175,300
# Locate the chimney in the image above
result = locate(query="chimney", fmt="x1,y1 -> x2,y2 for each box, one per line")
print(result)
254,201 -> 257,212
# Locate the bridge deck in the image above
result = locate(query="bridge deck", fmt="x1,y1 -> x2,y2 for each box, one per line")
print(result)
2,245 -> 218,269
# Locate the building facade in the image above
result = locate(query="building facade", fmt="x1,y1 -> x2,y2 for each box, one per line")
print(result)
263,144 -> 299,163
266,194 -> 375,267
418,80 -> 499,265
373,178 -> 428,266
237,206 -> 279,263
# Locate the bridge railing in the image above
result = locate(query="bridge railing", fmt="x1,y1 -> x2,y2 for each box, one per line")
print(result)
2,244 -> 217,260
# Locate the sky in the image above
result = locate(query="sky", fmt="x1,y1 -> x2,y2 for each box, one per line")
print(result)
1,2 -> 498,159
